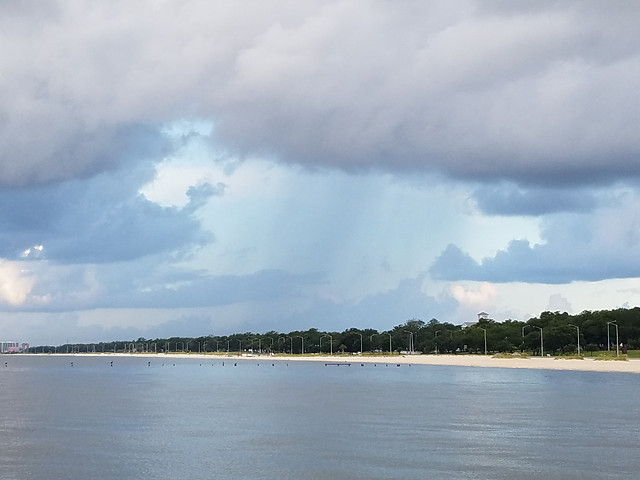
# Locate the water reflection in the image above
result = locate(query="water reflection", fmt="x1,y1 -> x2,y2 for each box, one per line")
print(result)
1,355 -> 639,479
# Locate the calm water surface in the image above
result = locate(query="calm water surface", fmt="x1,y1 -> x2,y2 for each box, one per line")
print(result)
0,355 -> 638,479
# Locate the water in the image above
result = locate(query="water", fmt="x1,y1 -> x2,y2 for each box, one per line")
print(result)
1,355 -> 638,479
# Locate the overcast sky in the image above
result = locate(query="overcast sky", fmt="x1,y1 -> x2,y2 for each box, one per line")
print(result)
2,0 -> 640,345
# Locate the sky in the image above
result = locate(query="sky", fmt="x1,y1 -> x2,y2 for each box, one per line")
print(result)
2,0 -> 640,345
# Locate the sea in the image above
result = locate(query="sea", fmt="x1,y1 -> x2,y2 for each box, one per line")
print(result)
0,354 -> 638,480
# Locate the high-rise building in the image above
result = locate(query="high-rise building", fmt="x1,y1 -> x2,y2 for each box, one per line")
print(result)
0,341 -> 21,353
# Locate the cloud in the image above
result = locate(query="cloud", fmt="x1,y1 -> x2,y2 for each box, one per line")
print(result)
0,261 -> 35,306
547,293 -> 572,313
13,257 -> 322,313
3,1 -> 640,345
472,183 -> 600,216
431,241 -> 579,284
449,282 -> 498,311
1,1 -> 639,188
0,160 -> 216,264
431,189 -> 640,283
113,269 -> 322,309
21,245 -> 44,260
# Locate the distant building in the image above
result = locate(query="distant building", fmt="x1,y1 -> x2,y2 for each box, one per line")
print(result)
461,312 -> 490,329
0,341 -> 20,353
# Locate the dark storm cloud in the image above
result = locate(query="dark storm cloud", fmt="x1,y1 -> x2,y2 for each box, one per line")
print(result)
1,1 -> 639,188
430,237 -> 640,285
472,183 -> 599,216
0,162 -> 217,263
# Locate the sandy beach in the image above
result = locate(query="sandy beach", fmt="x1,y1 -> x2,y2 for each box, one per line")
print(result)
51,352 -> 640,374
278,353 -> 640,373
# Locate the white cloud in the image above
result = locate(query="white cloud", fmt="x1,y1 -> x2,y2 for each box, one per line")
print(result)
547,293 -> 572,313
21,245 -> 44,259
449,282 -> 498,311
0,261 -> 36,306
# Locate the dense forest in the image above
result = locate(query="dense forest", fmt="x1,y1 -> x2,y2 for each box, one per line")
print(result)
29,308 -> 640,356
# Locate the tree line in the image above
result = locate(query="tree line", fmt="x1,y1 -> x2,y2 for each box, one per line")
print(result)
28,307 -> 640,356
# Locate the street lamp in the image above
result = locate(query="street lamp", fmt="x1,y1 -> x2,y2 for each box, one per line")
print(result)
320,334 -> 333,355
404,330 -> 414,354
296,336 -> 304,355
479,327 -> 487,355
607,321 -> 619,357
531,325 -> 544,356
435,330 -> 441,355
356,333 -> 363,355
521,325 -> 531,352
567,323 -> 580,356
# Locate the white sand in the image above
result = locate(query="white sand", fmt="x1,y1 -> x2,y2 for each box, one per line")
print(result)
276,353 -> 640,373
53,352 -> 640,374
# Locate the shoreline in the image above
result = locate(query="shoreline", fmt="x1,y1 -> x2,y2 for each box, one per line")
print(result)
10,352 -> 640,374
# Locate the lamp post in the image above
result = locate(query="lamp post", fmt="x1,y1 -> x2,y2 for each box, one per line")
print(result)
531,326 -> 543,356
607,322 -> 619,357
356,333 -> 363,355
385,333 -> 392,355
320,334 -> 333,355
479,328 -> 487,355
404,330 -> 414,354
567,323 -> 580,355
521,325 -> 530,352
296,336 -> 304,355
435,330 -> 441,355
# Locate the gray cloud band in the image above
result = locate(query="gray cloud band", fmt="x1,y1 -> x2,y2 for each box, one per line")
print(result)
1,1 -> 639,187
